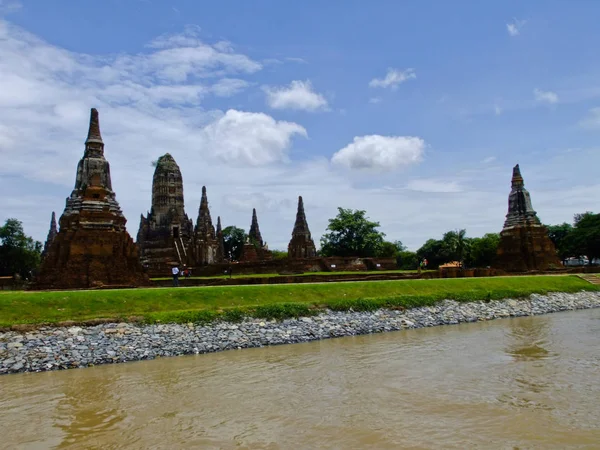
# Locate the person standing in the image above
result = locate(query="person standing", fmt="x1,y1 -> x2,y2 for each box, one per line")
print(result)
172,265 -> 180,287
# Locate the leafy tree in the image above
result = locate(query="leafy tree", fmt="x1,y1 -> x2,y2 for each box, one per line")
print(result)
270,249 -> 288,260
222,226 -> 247,261
546,223 -> 574,263
465,233 -> 500,268
416,239 -> 445,269
397,250 -> 418,270
320,208 -> 386,257
569,212 -> 600,265
0,218 -> 42,278
440,229 -> 471,265
378,240 -> 405,258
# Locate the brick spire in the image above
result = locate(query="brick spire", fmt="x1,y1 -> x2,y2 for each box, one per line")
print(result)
249,208 -> 263,247
195,186 -> 215,239
503,164 -> 540,228
292,196 -> 311,237
85,108 -> 103,145
42,211 -> 58,257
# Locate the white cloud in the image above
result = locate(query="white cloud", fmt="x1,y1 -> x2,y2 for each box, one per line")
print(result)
369,68 -> 416,90
482,156 -> 497,164
200,110 -> 307,166
1,18 -> 598,254
579,107 -> 600,129
506,18 -> 526,37
369,97 -> 382,104
331,135 -> 425,171
405,179 -> 462,193
211,78 -> 250,97
263,80 -> 328,111
534,88 -> 559,105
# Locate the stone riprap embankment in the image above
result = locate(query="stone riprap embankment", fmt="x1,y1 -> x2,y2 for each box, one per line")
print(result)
2,291 -> 600,375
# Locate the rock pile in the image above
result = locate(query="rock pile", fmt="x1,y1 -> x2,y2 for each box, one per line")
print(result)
2,291 -> 599,375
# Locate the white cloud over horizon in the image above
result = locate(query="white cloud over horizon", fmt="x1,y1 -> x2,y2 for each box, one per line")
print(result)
0,17 -> 598,255
263,80 -> 329,111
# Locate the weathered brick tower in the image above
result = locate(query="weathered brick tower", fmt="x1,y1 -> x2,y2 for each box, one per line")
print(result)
41,211 -> 57,258
241,208 -> 272,261
193,186 -> 219,265
288,196 -> 316,258
36,108 -> 148,289
495,164 -> 561,272
137,153 -> 194,271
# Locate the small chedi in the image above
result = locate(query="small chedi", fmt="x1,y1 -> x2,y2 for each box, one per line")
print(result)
240,209 -> 272,261
36,109 -> 148,289
495,164 -> 561,272
41,211 -> 58,258
194,186 -> 220,265
137,152 -> 223,272
288,196 -> 316,258
136,153 -> 194,269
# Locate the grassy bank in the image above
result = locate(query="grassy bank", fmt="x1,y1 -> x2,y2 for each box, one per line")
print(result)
150,269 -> 422,281
0,276 -> 598,328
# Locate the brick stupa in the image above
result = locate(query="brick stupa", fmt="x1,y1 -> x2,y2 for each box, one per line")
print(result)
193,186 -> 219,265
241,208 -> 271,261
288,196 -> 316,258
36,108 -> 148,289
494,164 -> 561,272
137,153 -> 194,269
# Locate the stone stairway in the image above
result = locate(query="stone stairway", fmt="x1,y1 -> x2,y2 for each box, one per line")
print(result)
578,274 -> 600,285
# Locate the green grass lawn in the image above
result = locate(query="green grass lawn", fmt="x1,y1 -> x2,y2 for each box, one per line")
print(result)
150,269 -> 422,281
1,275 -> 597,327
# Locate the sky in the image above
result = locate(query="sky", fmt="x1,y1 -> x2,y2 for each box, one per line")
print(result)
1,0 -> 599,251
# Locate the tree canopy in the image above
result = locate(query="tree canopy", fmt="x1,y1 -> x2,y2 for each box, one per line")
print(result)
222,226 -> 247,261
0,218 -> 42,278
320,208 -> 386,257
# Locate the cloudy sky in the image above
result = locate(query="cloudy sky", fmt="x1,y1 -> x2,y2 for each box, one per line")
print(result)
1,0 -> 599,251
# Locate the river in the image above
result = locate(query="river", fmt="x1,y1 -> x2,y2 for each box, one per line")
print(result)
1,309 -> 600,449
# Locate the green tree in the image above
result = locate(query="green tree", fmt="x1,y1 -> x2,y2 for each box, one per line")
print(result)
378,240 -> 405,258
441,229 -> 471,265
270,249 -> 288,260
222,226 -> 247,261
0,218 -> 42,278
397,250 -> 418,270
546,223 -> 573,263
570,212 -> 600,265
465,233 -> 500,268
320,208 -> 386,257
416,239 -> 445,269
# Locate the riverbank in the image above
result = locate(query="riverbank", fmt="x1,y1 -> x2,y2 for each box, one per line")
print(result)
2,290 -> 600,375
1,275 -> 597,327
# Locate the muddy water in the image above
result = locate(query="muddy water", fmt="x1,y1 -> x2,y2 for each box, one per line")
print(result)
1,309 -> 600,449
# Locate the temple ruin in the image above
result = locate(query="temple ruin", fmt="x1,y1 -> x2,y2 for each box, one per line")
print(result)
137,153 -> 194,270
41,211 -> 57,258
288,196 -> 317,258
194,186 -> 220,265
36,108 -> 148,289
136,152 -> 223,273
495,164 -> 561,272
240,208 -> 272,261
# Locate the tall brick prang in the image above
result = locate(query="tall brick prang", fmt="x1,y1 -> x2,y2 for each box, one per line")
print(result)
36,108 -> 148,289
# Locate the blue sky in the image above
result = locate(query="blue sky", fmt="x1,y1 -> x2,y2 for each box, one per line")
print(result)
1,0 -> 599,250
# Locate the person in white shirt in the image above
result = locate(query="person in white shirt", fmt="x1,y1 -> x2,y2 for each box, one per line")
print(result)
172,265 -> 180,287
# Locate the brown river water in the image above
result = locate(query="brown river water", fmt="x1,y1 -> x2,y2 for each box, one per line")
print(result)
1,309 -> 600,449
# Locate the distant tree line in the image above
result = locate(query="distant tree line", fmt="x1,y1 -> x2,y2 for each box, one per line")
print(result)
2,209 -> 598,277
